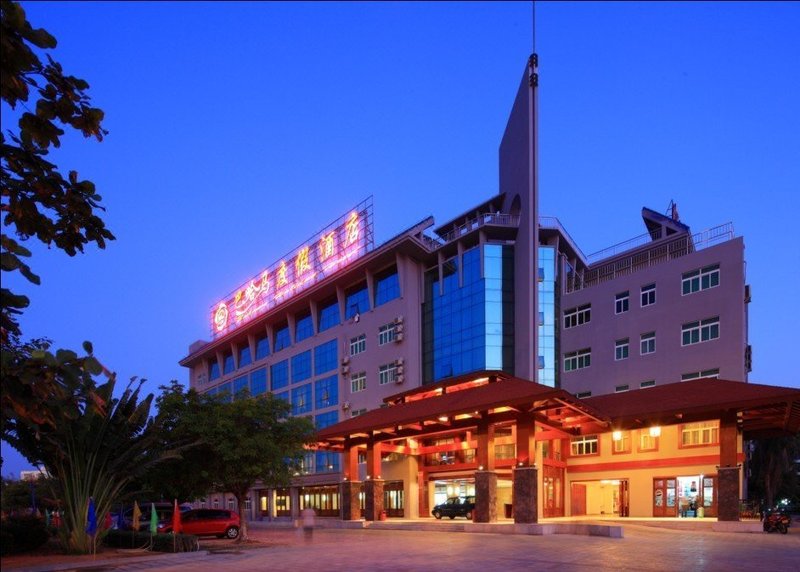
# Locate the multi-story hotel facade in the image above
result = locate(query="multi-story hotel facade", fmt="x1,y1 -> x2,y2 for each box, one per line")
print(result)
180,57 -> 796,522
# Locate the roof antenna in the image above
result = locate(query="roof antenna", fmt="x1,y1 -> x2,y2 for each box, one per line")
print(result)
532,0 -> 536,54
666,200 -> 679,222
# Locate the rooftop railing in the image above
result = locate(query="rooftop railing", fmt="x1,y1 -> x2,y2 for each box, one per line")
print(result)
566,222 -> 735,293
438,212 -> 520,244
586,228 -> 664,265
539,216 -> 589,264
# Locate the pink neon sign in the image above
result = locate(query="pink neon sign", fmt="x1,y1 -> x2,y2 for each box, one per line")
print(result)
211,200 -> 373,337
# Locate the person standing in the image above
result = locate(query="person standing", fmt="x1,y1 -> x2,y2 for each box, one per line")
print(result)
301,506 -> 316,541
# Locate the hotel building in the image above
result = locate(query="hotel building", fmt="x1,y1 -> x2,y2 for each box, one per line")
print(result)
180,56 -> 797,522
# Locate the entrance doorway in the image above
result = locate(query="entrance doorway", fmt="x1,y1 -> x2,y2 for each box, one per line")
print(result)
570,479 -> 629,517
653,475 -> 716,518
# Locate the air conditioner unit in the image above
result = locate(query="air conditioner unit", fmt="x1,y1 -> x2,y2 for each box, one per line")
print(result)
396,365 -> 404,375
342,356 -> 350,365
341,401 -> 351,411
395,332 -> 404,342
342,365 -> 350,375
395,323 -> 404,333
396,315 -> 404,324
395,358 -> 404,366
395,374 -> 405,384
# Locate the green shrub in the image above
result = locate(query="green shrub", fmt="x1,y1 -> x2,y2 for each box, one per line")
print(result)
0,514 -> 50,555
103,529 -> 199,553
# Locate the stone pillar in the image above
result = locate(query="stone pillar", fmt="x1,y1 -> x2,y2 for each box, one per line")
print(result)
717,412 -> 740,521
364,478 -> 384,521
290,487 -> 300,520
474,470 -> 498,523
341,480 -> 362,520
513,466 -> 538,523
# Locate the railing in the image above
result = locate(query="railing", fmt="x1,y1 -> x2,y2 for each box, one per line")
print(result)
539,216 -> 589,264
587,228 -> 663,265
438,212 -> 520,244
566,222 -> 734,293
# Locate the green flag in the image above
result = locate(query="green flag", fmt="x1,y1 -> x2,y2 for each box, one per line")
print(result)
149,503 -> 158,535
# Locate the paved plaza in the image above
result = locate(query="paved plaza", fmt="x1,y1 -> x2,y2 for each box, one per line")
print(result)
39,523 -> 799,572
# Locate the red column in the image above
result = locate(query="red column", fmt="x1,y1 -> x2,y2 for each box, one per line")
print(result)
364,440 -> 384,521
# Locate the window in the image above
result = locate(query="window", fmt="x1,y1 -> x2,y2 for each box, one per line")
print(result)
615,291 -> 629,314
682,317 -> 719,346
270,360 -> 289,391
374,267 -> 400,307
350,334 -> 366,356
291,384 -> 312,415
209,361 -> 220,381
681,368 -> 720,381
570,435 -> 598,456
378,322 -> 397,345
315,375 -> 338,409
295,313 -> 314,342
223,352 -> 235,375
318,299 -> 340,332
681,421 -> 719,446
345,283 -> 369,319
563,304 -> 591,329
233,375 -> 248,397
351,408 -> 367,417
291,350 -> 312,383
564,348 -> 591,372
255,334 -> 270,360
350,372 -> 366,393
682,264 -> 720,295
639,431 -> 659,452
315,450 -> 339,473
615,339 -> 629,361
641,283 -> 656,307
315,410 -> 338,430
615,384 -> 629,393
612,431 -> 631,454
314,339 -> 337,375
640,379 -> 656,389
640,332 -> 656,355
250,368 -> 267,395
379,363 -> 398,385
575,391 -> 592,398
217,382 -> 232,402
238,344 -> 252,368
274,323 -> 291,352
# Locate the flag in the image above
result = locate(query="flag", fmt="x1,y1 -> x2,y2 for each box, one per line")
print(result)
86,498 -> 97,536
172,499 -> 182,534
149,503 -> 158,535
45,508 -> 51,527
132,501 -> 142,532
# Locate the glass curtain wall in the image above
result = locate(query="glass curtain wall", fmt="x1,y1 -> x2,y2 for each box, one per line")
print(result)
538,246 -> 558,387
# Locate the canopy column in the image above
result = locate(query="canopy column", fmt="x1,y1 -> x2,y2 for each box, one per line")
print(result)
364,439 -> 384,521
717,412 -> 740,521
341,441 -> 362,520
474,416 -> 497,522
513,411 -> 538,523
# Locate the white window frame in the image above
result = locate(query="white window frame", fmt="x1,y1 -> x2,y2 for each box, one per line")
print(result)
641,283 -> 656,307
350,371 -> 366,393
640,332 -> 656,355
639,432 -> 659,451
681,317 -> 720,346
681,368 -> 720,381
351,408 -> 367,418
615,339 -> 629,361
378,363 -> 397,385
640,380 -> 656,388
378,322 -> 397,346
349,334 -> 366,356
682,264 -> 720,296
570,435 -> 598,456
615,384 -> 629,393
615,291 -> 629,314
564,304 -> 591,329
564,348 -> 591,372
681,421 -> 719,446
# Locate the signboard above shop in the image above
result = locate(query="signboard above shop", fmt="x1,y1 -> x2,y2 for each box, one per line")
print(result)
210,197 -> 374,337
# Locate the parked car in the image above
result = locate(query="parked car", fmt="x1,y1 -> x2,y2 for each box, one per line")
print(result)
118,502 -> 192,531
431,496 -> 475,520
157,509 -> 240,539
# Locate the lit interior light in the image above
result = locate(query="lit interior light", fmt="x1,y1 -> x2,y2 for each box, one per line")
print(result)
612,430 -> 623,441
438,416 -> 448,422
649,426 -> 662,437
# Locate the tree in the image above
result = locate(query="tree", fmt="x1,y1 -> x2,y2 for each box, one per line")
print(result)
3,344 -> 171,553
1,0 -> 114,430
749,435 -> 800,509
148,384 -> 317,542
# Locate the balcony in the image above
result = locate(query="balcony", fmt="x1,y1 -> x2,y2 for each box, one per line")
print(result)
437,212 -> 520,244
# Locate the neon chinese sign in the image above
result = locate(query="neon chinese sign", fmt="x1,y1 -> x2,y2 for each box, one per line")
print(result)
210,198 -> 374,337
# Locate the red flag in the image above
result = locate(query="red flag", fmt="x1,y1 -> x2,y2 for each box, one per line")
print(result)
172,499 -> 182,534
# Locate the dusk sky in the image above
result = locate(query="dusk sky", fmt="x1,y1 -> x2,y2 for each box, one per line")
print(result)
2,1 -> 798,477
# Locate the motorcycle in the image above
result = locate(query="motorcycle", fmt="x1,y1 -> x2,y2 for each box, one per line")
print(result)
763,511 -> 791,534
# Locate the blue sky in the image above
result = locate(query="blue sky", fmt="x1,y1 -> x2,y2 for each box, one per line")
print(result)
2,1 -> 798,477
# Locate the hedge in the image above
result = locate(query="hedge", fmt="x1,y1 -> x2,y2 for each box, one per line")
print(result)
103,530 -> 200,553
0,515 -> 50,555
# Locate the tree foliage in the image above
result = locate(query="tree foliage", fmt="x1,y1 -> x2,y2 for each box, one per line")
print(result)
147,384 -> 317,542
749,435 -> 800,508
3,344 -> 171,553
1,0 -> 114,345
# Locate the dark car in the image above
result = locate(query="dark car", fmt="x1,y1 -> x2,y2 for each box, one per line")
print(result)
432,496 -> 475,520
157,509 -> 240,539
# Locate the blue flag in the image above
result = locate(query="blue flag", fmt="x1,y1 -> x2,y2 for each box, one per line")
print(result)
86,498 -> 98,536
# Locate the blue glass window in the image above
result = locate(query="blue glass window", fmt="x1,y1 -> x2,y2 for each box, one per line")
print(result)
255,334 -> 270,360
250,368 -> 267,396
233,375 -> 248,397
374,267 -> 400,307
318,299 -> 340,332
274,324 -> 291,352
218,382 -> 233,403
315,374 -> 338,409
238,345 -> 252,368
271,360 -> 289,391
315,451 -> 340,473
315,410 -> 338,429
209,361 -> 220,381
345,283 -> 369,319
291,384 -> 312,415
291,350 -> 312,383
223,353 -> 235,375
314,339 -> 338,376
295,312 -> 313,342
274,391 -> 289,403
